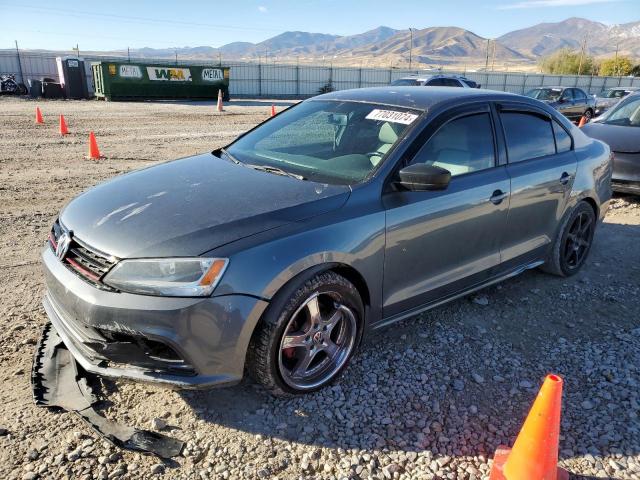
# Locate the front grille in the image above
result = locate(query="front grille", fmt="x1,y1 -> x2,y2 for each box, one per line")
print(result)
49,220 -> 117,290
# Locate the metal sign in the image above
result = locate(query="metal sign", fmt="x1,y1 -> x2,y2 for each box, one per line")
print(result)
119,65 -> 142,78
147,67 -> 192,82
202,68 -> 224,82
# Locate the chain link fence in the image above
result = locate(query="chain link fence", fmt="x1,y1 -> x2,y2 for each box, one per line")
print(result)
2,51 -> 639,98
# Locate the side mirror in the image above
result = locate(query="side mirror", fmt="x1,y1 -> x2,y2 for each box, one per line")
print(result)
558,98 -> 567,104
396,164 -> 451,191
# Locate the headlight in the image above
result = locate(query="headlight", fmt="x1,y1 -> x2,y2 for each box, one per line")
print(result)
103,258 -> 228,297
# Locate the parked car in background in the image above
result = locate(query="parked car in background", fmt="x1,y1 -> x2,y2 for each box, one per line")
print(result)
391,74 -> 480,88
41,87 -> 611,396
594,87 -> 639,117
525,86 -> 596,122
582,92 -> 640,195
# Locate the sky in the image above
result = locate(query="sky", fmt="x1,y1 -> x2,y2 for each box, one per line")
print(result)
0,0 -> 638,51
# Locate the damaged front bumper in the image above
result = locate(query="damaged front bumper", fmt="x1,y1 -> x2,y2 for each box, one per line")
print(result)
41,245 -> 269,388
32,322 -> 184,458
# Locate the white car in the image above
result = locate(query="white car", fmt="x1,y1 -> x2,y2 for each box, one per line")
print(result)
594,87 -> 639,116
391,74 -> 480,88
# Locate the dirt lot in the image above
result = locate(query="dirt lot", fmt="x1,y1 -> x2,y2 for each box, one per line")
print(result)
0,96 -> 639,480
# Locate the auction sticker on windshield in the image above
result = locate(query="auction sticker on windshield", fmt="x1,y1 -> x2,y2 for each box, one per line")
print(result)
365,109 -> 419,125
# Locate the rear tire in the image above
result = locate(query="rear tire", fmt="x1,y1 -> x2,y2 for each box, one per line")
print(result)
246,271 -> 364,397
541,201 -> 596,277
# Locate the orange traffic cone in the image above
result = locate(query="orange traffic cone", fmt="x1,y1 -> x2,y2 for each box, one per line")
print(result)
35,107 -> 44,124
578,115 -> 587,128
270,104 -> 276,117
216,89 -> 224,112
59,115 -> 69,135
87,131 -> 104,160
489,374 -> 569,480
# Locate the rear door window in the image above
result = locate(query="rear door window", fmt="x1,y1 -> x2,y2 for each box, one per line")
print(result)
426,78 -> 446,86
500,111 -> 556,163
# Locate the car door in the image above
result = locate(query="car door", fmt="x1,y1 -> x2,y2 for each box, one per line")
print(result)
382,104 -> 510,319
573,88 -> 588,116
496,103 -> 577,270
559,89 -> 575,119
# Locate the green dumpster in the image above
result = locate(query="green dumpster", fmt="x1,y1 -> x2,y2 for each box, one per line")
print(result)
91,62 -> 230,101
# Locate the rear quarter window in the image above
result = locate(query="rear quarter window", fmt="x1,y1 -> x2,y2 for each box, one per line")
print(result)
553,121 -> 572,153
500,111 -> 556,163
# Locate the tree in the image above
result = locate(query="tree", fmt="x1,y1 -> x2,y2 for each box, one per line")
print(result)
631,64 -> 640,77
598,56 -> 634,77
539,48 -> 596,75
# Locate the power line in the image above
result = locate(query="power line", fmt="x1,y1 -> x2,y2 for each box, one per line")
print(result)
0,3 -> 286,34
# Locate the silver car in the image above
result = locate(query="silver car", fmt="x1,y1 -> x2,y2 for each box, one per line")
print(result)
39,87 -> 612,396
594,87 -> 639,117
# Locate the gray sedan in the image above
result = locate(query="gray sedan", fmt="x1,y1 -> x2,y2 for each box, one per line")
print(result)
40,87 -> 612,396
583,92 -> 640,195
525,86 -> 596,122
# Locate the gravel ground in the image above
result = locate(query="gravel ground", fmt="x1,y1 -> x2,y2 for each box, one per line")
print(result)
0,96 -> 639,480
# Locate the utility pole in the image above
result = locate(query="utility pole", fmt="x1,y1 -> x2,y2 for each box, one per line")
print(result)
490,40 -> 496,71
127,46 -> 131,63
577,36 -> 587,76
14,40 -> 24,85
614,42 -> 619,76
485,38 -> 490,71
409,28 -> 414,70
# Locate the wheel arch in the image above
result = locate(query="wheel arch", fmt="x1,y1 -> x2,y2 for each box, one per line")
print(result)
265,261 -> 371,314
246,260 -> 372,350
580,195 -> 599,218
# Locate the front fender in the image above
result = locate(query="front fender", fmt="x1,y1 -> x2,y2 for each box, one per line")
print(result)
210,207 -> 387,325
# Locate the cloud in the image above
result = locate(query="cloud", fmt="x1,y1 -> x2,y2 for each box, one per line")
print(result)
499,0 -> 620,9
258,5 -> 268,13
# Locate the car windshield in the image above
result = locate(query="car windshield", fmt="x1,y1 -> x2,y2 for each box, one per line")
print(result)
598,89 -> 629,99
603,96 -> 640,127
225,100 -> 422,184
526,88 -> 562,101
390,79 -> 421,86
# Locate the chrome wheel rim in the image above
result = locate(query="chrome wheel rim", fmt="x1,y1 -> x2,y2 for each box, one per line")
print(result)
278,292 -> 357,390
563,211 -> 593,269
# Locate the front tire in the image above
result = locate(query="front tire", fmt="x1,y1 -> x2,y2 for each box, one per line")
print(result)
246,271 -> 364,397
541,201 -> 596,277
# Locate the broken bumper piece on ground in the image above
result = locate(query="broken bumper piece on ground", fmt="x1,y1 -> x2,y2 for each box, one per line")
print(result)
31,322 -> 184,459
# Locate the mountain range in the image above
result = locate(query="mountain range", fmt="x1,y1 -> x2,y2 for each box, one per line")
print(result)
17,17 -> 640,70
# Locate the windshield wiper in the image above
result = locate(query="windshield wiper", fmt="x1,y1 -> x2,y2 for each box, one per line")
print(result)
220,147 -> 241,164
246,164 -> 306,181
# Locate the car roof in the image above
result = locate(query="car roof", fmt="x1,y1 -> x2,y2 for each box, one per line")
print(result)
314,86 -> 520,110
397,74 -> 471,81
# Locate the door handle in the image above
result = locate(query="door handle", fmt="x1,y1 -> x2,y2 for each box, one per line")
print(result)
490,189 -> 508,205
560,172 -> 573,185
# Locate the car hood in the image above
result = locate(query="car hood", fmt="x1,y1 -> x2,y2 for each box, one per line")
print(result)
581,123 -> 640,154
60,153 -> 350,258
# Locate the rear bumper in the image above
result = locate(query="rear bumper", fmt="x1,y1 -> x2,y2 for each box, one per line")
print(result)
41,246 -> 269,388
612,181 -> 640,195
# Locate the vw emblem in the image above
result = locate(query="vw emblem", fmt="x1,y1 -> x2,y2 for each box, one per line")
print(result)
56,231 -> 72,260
